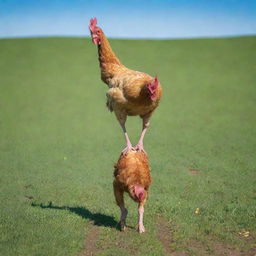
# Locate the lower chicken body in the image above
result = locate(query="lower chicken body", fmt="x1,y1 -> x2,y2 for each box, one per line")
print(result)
113,150 -> 151,233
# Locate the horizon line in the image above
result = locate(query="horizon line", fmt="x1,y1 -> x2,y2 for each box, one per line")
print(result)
1,34 -> 255,41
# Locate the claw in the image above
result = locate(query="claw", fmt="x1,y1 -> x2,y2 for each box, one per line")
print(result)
138,225 -> 145,233
120,222 -> 127,231
122,145 -> 135,155
134,143 -> 147,155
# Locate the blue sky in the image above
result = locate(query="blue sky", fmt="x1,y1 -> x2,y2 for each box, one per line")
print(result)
0,0 -> 255,39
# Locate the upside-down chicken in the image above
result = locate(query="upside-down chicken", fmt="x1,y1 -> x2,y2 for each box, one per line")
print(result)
113,150 -> 152,233
89,18 -> 162,154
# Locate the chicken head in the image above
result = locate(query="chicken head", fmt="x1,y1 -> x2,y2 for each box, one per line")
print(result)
89,17 -> 101,45
147,76 -> 159,101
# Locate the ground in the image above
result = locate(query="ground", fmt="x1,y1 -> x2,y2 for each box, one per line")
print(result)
0,36 -> 255,256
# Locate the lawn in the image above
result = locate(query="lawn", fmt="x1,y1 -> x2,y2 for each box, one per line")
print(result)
0,36 -> 255,256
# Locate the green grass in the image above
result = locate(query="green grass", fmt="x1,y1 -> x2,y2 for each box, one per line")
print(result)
0,36 -> 256,256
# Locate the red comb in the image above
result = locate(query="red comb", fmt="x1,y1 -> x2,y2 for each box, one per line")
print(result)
89,17 -> 97,31
147,76 -> 159,96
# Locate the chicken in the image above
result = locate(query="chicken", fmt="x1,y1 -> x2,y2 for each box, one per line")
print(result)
89,18 -> 162,154
113,150 -> 152,233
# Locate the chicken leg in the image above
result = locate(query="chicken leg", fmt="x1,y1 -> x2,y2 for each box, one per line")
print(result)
135,114 -> 151,154
138,199 -> 146,233
121,124 -> 133,155
113,181 -> 128,231
116,112 -> 134,155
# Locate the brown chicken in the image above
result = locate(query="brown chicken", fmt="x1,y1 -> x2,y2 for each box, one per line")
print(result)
113,150 -> 152,233
89,18 -> 162,154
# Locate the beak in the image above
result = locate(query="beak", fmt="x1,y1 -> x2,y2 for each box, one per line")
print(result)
92,35 -> 101,45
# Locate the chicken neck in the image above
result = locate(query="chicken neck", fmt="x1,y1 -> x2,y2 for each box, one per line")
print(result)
97,32 -> 122,81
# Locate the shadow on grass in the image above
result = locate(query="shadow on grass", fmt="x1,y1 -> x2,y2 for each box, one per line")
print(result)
31,202 -> 119,229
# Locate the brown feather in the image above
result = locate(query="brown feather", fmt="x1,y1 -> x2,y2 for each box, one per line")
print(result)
96,27 -> 162,120
113,150 -> 152,202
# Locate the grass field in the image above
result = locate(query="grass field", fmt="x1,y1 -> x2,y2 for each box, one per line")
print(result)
0,36 -> 256,256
